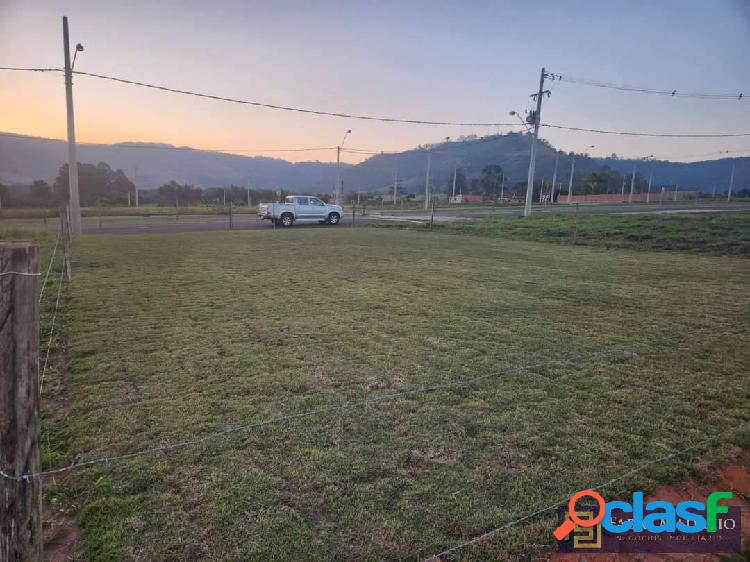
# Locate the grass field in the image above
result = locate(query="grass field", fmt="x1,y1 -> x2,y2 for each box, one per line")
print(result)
32,226 -> 750,560
382,212 -> 750,255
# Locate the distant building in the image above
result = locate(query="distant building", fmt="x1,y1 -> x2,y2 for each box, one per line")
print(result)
449,194 -> 486,204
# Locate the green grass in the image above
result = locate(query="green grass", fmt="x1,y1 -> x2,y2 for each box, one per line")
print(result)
36,228 -> 750,560
383,212 -> 750,255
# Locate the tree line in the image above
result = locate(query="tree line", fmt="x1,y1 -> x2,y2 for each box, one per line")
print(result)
0,162 -> 311,208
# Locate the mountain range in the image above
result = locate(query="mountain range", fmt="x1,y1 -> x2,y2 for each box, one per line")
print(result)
1,131 -> 747,195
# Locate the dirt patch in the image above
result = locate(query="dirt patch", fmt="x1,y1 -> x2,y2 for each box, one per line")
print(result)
43,503 -> 81,562
549,452 -> 750,562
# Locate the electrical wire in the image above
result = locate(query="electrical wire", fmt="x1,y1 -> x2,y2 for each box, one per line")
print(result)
541,123 -> 750,138
71,70 -> 521,127
550,73 -> 745,100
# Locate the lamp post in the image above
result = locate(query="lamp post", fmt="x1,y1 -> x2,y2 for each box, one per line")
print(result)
566,145 -> 595,203
335,129 -> 351,205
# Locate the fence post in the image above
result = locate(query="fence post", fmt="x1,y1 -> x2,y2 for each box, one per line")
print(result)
0,242 -> 42,562
60,208 -> 72,281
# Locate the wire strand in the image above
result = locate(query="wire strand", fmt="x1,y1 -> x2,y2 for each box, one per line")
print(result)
71,70 -> 521,127
551,73 -> 745,100
423,417 -> 750,561
38,233 -> 61,303
39,263 -> 65,394
541,123 -> 750,138
0,345 -> 632,481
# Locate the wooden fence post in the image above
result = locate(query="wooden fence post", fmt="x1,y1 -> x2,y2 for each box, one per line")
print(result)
0,242 -> 42,562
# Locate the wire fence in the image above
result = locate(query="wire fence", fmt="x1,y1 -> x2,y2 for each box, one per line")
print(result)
39,262 -> 65,394
38,232 -> 60,303
1,344 -> 638,481
423,416 -> 750,561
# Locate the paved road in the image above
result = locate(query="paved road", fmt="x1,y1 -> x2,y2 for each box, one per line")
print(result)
6,202 -> 746,235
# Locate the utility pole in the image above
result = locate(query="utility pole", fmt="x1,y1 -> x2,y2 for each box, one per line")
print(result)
393,171 -> 398,205
524,67 -> 548,217
646,171 -> 653,203
628,164 -> 637,203
567,156 -> 576,203
538,177 -> 545,204
621,176 -> 626,197
727,162 -> 735,201
247,181 -> 251,207
424,152 -> 432,210
62,16 -> 82,235
500,174 -> 505,202
451,165 -> 457,199
711,183 -> 717,199
550,154 -> 559,204
335,146 -> 345,203
334,129 -> 351,205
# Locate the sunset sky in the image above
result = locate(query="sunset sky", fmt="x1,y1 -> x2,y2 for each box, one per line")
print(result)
1,0 -> 749,164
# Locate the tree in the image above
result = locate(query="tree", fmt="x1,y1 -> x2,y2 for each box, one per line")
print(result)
54,162 -> 135,205
480,164 -> 504,197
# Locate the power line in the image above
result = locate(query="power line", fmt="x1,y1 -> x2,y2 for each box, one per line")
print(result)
0,66 -> 62,73
541,123 -> 750,138
71,69 -> 521,127
4,67 -> 749,138
550,73 -> 745,100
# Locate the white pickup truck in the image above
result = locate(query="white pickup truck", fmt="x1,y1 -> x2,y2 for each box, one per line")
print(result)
258,196 -> 344,227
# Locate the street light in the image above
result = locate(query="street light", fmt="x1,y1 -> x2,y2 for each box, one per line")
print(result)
335,129 -> 351,205
566,145 -> 595,202
509,110 -> 531,133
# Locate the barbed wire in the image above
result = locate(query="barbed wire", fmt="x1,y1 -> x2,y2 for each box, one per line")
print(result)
0,344 -> 634,481
0,271 -> 41,277
39,263 -> 65,394
38,233 -> 61,303
423,416 -> 750,561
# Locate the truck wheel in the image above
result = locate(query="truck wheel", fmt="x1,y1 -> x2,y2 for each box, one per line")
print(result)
327,212 -> 340,225
280,213 -> 294,227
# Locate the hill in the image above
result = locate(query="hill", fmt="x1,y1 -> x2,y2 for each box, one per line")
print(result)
1,131 -> 747,195
0,133 -> 346,191
341,133 -> 749,195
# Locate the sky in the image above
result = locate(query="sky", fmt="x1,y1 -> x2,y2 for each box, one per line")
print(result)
1,0 -> 749,164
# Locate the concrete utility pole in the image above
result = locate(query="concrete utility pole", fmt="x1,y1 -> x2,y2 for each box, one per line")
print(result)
500,174 -> 505,201
451,165 -> 457,199
424,151 -> 432,210
247,181 -> 251,207
567,156 -> 576,203
393,171 -> 398,205
335,129 -> 351,205
621,176 -> 626,197
711,183 -> 717,198
538,177 -> 545,204
62,16 -> 82,235
524,67 -> 548,217
628,164 -> 637,203
646,171 -> 654,203
727,162 -> 735,201
550,154 -> 559,203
